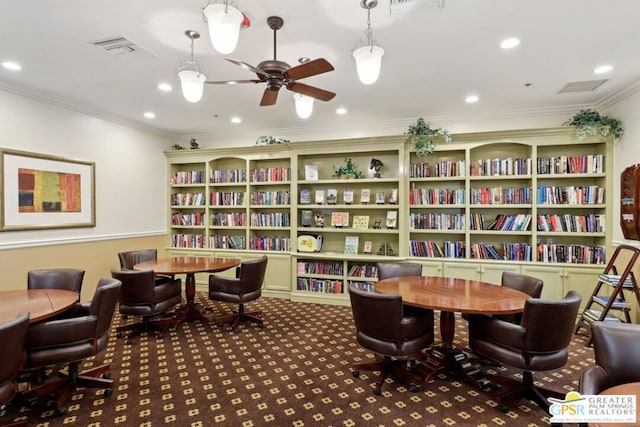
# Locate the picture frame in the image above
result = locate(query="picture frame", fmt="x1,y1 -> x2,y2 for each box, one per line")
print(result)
1,148 -> 95,231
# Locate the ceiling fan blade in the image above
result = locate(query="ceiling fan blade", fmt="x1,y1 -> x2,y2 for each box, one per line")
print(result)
284,58 -> 334,81
260,88 -> 279,106
205,79 -> 262,85
225,58 -> 271,79
287,82 -> 336,102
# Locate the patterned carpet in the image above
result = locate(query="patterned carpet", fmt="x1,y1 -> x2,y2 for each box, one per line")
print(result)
1,292 -> 595,426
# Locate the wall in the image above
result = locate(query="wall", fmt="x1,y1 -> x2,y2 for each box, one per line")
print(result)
0,89 -> 172,295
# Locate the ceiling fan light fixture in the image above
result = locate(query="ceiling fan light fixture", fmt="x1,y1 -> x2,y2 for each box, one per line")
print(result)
203,2 -> 243,54
353,0 -> 384,85
294,93 -> 314,119
178,31 -> 206,103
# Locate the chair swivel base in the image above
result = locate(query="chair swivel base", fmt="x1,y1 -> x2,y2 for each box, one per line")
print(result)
352,356 -> 424,395
213,305 -> 263,333
22,362 -> 113,416
116,315 -> 175,343
483,370 -> 565,413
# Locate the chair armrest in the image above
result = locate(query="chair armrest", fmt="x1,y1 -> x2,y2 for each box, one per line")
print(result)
580,365 -> 609,395
25,315 -> 97,349
469,315 -> 526,349
400,313 -> 432,338
209,275 -> 240,294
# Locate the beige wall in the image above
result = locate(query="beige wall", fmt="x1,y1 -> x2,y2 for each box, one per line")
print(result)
0,235 -> 166,301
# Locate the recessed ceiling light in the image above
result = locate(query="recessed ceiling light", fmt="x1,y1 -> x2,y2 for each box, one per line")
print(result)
157,83 -> 172,92
500,38 -> 521,49
2,61 -> 22,71
336,107 -> 347,115
230,116 -> 242,124
594,65 -> 613,74
144,112 -> 156,119
465,95 -> 479,104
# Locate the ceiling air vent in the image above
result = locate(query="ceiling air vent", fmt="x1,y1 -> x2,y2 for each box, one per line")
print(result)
91,36 -> 155,58
558,79 -> 608,93
389,0 -> 445,16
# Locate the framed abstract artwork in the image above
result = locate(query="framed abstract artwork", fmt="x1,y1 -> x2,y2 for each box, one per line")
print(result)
0,148 -> 95,231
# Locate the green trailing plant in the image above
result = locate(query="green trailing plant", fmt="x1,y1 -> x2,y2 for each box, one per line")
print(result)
189,138 -> 200,149
563,109 -> 624,140
171,144 -> 185,150
255,136 -> 290,145
405,118 -> 452,156
332,157 -> 364,179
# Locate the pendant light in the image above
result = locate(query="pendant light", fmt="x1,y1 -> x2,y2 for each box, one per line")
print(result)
293,93 -> 314,119
178,30 -> 207,103
203,0 -> 244,54
352,0 -> 385,85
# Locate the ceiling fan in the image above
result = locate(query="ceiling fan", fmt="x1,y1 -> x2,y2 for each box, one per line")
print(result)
206,16 -> 336,107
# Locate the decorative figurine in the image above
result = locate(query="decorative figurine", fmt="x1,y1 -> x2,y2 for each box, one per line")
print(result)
370,158 -> 384,178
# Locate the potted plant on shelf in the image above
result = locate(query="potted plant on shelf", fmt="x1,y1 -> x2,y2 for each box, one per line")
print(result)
255,136 -> 290,145
563,109 -> 624,140
332,157 -> 364,179
405,117 -> 452,157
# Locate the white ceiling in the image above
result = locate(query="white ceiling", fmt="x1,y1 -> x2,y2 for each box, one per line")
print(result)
1,0 -> 639,143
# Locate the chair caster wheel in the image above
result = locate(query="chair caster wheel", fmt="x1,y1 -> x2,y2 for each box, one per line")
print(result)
232,328 -> 240,333
499,404 -> 510,413
156,333 -> 164,339
258,324 -> 264,329
373,388 -> 382,396
116,331 -> 122,338
125,338 -> 133,345
55,406 -> 67,416
352,371 -> 360,378
409,384 -> 419,393
104,388 -> 113,397
102,372 -> 111,379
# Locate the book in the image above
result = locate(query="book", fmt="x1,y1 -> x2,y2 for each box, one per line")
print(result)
326,189 -> 338,204
343,188 -> 354,204
352,215 -> 370,229
388,188 -> 398,204
315,190 -> 325,204
344,236 -> 359,255
331,211 -> 349,227
301,210 -> 313,227
304,164 -> 319,181
386,211 -> 398,229
375,191 -> 386,204
363,240 -> 373,254
360,188 -> 371,204
299,189 -> 311,204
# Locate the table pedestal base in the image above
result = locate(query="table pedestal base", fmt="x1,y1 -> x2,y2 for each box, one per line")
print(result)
172,273 -> 210,328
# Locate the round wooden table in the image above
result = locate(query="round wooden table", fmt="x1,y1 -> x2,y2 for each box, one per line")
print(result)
134,256 -> 240,327
375,276 -> 530,383
589,382 -> 640,427
0,289 -> 78,323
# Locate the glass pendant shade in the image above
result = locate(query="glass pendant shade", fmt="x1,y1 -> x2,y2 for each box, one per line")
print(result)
353,45 -> 384,85
178,64 -> 207,103
204,3 -> 243,54
294,93 -> 314,119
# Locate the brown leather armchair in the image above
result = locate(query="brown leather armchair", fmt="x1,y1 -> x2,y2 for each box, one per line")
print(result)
22,278 -> 121,416
580,322 -> 640,395
111,269 -> 181,344
348,283 -> 434,395
376,261 -> 422,280
0,312 -> 29,426
208,256 -> 267,333
118,249 -> 173,284
468,290 -> 581,412
27,268 -> 85,296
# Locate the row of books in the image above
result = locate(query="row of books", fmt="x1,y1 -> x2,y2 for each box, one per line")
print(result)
171,192 -> 206,206
346,264 -> 378,278
536,243 -> 606,264
171,212 -> 205,226
210,191 -> 245,206
469,187 -> 532,205
249,212 -> 290,227
249,190 -> 291,206
409,213 -> 465,230
297,261 -> 344,276
485,214 -> 532,232
502,243 -> 532,261
537,185 -> 605,205
300,188 -> 397,205
537,154 -> 604,175
408,160 -> 466,178
248,236 -> 291,252
598,273 -> 636,288
591,295 -> 631,310
582,309 -> 621,323
171,233 -> 206,249
210,168 -> 247,184
170,170 -> 205,184
296,278 -> 344,294
469,157 -> 532,177
249,167 -> 291,183
209,235 -> 246,249
409,186 -> 465,205
212,212 -> 246,227
469,242 -> 501,260
536,214 -> 605,233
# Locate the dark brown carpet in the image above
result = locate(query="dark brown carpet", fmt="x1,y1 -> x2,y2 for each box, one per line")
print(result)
1,292 -> 594,426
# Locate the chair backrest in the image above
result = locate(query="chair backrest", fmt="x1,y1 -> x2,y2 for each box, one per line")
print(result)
118,249 -> 158,270
501,271 -> 543,298
89,278 -> 122,341
111,268 -> 156,305
27,268 -> 85,293
591,322 -> 640,387
521,290 -> 581,353
0,312 -> 29,405
376,262 -> 422,281
348,284 -> 403,341
237,256 -> 268,293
